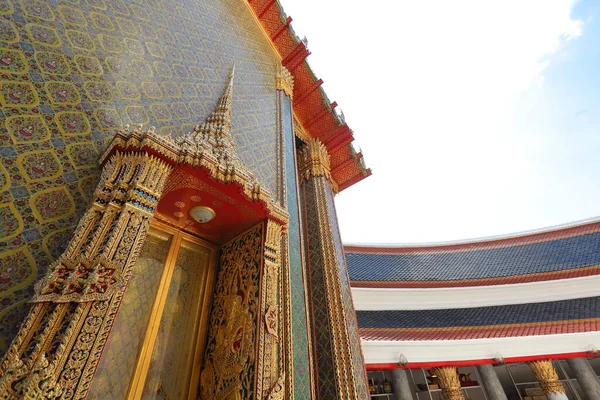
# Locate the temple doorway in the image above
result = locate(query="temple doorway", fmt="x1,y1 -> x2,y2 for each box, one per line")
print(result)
89,221 -> 217,400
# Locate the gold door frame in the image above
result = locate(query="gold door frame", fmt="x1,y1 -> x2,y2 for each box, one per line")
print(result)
126,220 -> 218,400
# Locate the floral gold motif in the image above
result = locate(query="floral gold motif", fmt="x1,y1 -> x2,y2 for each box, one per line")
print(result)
256,220 -> 286,398
276,65 -> 294,99
293,117 -> 310,142
200,224 -> 263,399
299,138 -> 332,183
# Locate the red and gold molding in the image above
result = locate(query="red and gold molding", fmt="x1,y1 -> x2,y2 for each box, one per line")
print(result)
359,318 -> 600,342
365,351 -> 593,371
246,0 -> 371,191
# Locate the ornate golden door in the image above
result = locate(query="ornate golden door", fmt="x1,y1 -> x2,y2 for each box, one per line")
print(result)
88,221 -> 217,400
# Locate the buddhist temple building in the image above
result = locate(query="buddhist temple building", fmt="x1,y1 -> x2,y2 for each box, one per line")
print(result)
348,218 -> 600,400
0,0 -> 598,399
0,0 -> 370,398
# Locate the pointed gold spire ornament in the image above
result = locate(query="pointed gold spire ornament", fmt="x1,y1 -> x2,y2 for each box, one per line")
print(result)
175,66 -> 242,171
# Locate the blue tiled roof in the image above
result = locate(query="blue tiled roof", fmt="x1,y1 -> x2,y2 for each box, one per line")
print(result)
346,227 -> 600,282
356,296 -> 600,329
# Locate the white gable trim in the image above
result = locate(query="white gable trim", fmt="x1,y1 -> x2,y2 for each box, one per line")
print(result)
361,332 -> 600,364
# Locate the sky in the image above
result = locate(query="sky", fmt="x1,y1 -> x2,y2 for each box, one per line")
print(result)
280,0 -> 600,244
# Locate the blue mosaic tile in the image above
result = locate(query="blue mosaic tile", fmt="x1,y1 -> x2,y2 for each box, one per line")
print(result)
22,229 -> 41,241
10,187 -> 29,199
51,139 -> 66,148
356,296 -> 600,328
62,173 -> 77,183
347,229 -> 600,282
282,93 -> 312,398
0,0 -> 283,356
1,147 -> 17,157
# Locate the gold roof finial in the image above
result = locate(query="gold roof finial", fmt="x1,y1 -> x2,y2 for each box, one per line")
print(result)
210,64 -> 235,127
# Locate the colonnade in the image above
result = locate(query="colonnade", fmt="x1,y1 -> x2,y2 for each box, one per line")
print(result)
388,358 -> 600,400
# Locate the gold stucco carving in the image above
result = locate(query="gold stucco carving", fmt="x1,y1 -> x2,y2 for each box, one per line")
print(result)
276,65 -> 294,98
293,117 -> 310,142
33,256 -> 125,303
101,70 -> 289,225
0,144 -> 172,399
528,360 -> 566,395
299,138 -> 331,182
0,352 -> 29,398
430,367 -> 465,400
255,219 -> 286,398
299,143 -> 367,398
266,374 -> 285,400
0,353 -> 64,400
200,224 -> 262,400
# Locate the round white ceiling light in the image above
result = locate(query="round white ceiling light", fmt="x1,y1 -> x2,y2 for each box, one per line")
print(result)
189,206 -> 216,223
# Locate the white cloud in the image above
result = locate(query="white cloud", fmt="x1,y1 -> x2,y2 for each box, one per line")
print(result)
280,0 -> 586,242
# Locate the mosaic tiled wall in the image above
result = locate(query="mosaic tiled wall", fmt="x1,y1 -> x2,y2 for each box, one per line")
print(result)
302,176 -> 368,399
324,185 -> 368,392
302,178 -> 338,398
0,0 -> 281,356
282,93 -> 311,397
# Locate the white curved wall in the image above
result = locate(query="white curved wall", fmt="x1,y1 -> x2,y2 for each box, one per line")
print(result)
352,275 -> 600,310
361,332 -> 600,364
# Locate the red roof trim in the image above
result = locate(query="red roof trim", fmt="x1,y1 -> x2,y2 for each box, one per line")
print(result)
366,352 -> 591,370
247,0 -> 370,191
338,169 -> 373,192
359,318 -> 600,342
